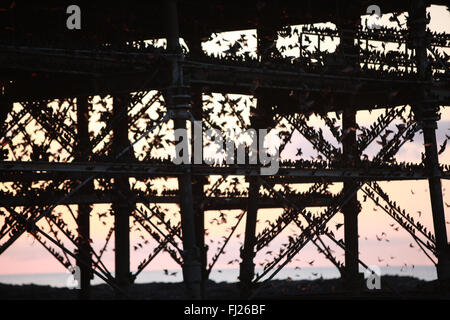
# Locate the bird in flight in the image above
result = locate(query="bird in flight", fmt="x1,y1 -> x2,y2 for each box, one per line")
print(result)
389,12 -> 404,28
438,139 -> 447,155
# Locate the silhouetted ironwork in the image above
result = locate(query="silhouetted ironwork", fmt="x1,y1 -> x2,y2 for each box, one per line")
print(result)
0,0 -> 449,299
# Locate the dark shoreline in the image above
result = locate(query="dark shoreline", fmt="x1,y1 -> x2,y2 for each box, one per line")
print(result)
1,275 -> 448,300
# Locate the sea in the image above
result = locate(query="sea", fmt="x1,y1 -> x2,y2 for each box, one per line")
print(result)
0,265 -> 437,288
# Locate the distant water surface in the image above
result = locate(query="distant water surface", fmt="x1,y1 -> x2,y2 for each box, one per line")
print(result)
0,265 -> 436,288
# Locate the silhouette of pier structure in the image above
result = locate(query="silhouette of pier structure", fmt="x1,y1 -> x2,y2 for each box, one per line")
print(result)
0,0 -> 449,299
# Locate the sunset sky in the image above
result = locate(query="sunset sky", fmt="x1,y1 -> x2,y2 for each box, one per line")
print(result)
0,5 -> 449,282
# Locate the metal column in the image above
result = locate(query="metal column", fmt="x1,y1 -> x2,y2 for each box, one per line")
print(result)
238,25 -> 276,298
342,108 -> 362,291
239,176 -> 260,298
409,0 -> 450,289
336,18 -> 363,291
186,32 -> 208,298
75,96 -> 93,299
165,0 -> 202,299
191,87 -> 208,298
112,94 -> 133,298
